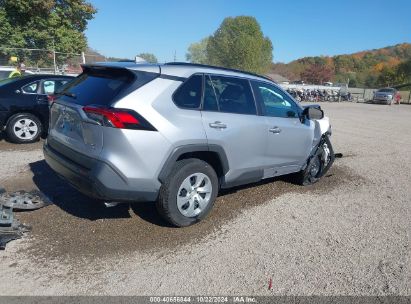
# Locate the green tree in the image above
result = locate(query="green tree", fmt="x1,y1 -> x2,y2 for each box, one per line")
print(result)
377,66 -> 397,87
0,0 -> 96,65
186,37 -> 209,64
348,77 -> 358,88
206,16 -> 273,74
364,74 -> 378,88
396,59 -> 411,84
137,53 -> 158,63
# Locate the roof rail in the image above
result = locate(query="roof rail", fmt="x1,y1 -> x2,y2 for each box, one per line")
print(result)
164,62 -> 273,82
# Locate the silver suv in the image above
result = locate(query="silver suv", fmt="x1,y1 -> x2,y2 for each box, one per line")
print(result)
43,62 -> 335,227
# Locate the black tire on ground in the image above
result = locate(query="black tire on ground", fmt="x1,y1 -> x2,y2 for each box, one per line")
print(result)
156,158 -> 219,227
294,135 -> 335,186
6,113 -> 43,144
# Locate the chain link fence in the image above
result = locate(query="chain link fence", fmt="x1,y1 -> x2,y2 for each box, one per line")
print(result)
0,47 -> 109,76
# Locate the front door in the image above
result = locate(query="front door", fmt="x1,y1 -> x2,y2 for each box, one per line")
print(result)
250,81 -> 314,174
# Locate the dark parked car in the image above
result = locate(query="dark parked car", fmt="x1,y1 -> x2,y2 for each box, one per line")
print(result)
0,75 -> 74,143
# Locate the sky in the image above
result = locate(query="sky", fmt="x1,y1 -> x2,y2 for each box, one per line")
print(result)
86,0 -> 411,63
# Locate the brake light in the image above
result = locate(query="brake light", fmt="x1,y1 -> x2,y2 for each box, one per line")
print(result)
47,95 -> 57,106
83,106 -> 156,131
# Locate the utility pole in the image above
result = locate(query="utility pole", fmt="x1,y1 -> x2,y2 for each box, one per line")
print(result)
53,50 -> 57,74
52,38 -> 57,74
173,50 -> 177,62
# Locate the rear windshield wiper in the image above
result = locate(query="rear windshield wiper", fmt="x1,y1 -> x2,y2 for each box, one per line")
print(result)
58,91 -> 77,99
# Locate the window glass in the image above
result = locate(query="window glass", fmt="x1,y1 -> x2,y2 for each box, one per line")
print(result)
54,80 -> 69,93
43,80 -> 55,94
173,74 -> 202,109
42,79 -> 69,94
0,71 -> 11,79
206,75 -> 256,115
60,68 -> 134,106
252,81 -> 299,118
0,77 -> 18,87
203,75 -> 219,111
22,81 -> 39,94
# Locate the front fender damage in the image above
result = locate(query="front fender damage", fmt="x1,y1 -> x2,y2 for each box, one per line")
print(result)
299,114 -> 340,185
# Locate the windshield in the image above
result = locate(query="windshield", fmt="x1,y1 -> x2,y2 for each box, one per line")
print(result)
378,88 -> 395,93
0,77 -> 19,87
0,70 -> 11,80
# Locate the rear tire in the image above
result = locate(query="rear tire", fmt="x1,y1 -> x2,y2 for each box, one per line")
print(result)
6,113 -> 42,144
156,158 -> 218,227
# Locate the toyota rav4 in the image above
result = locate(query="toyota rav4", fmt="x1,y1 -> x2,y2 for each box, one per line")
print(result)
43,62 -> 335,227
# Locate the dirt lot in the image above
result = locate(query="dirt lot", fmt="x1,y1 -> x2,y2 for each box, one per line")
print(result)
0,102 -> 410,296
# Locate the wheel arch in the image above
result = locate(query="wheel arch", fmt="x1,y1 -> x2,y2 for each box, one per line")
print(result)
158,144 -> 229,184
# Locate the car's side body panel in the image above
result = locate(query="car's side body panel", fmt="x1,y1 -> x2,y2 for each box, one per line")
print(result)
44,62 -> 332,204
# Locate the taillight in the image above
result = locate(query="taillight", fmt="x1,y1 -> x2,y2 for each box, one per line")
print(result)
47,95 -> 57,106
83,106 -> 156,131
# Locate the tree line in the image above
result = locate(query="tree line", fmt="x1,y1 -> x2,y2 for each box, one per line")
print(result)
1,1 -> 409,89
270,43 -> 411,88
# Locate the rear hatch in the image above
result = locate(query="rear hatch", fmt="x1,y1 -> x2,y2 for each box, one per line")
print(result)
48,64 -> 160,159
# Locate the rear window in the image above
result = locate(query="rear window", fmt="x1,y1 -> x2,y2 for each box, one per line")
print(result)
378,88 -> 395,93
59,67 -> 135,106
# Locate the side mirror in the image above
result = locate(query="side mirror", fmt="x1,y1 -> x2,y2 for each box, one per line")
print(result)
14,90 -> 21,94
302,106 -> 324,120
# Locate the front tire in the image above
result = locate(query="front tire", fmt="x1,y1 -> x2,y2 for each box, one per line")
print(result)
156,159 -> 218,227
6,113 -> 43,144
295,135 -> 335,186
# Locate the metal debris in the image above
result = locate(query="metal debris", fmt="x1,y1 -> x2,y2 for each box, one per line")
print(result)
0,190 -> 52,210
0,205 -> 31,250
334,153 -> 343,158
0,189 -> 42,250
0,204 -> 14,226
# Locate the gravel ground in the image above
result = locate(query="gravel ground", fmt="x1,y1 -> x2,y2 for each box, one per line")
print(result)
0,102 -> 409,296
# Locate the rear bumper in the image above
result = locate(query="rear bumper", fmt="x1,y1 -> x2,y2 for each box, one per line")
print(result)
43,141 -> 158,202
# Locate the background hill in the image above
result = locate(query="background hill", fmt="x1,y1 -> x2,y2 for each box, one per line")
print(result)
271,43 -> 411,88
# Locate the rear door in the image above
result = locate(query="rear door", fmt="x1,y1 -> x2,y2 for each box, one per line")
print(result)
251,80 -> 314,173
200,74 -> 267,186
14,80 -> 41,109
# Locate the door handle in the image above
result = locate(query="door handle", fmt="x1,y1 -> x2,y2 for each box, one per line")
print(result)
209,121 -> 227,129
269,127 -> 281,134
